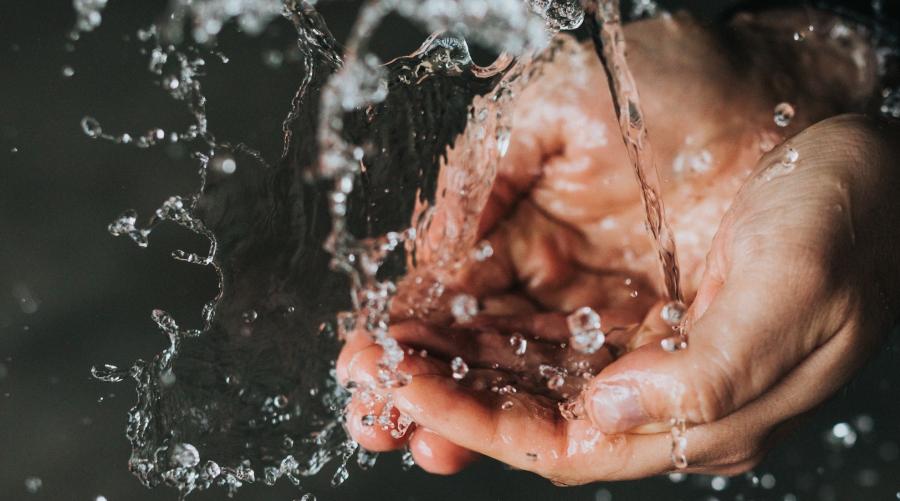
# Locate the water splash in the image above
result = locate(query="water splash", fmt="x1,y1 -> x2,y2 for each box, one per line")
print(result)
586,1 -> 684,306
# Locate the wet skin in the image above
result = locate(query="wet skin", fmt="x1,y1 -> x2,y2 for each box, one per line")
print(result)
337,10 -> 900,483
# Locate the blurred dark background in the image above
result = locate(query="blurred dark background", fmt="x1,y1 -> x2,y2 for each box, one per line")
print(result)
1,1 -> 899,500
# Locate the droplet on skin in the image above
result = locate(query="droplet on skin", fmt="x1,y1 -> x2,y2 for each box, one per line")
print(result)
660,301 -> 686,327
762,147 -> 799,181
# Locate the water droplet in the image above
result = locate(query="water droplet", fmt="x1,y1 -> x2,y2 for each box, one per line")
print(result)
501,400 -> 514,410
471,240 -> 494,261
61,65 -> 75,78
450,357 -> 469,380
81,116 -> 103,138
90,363 -> 128,383
558,398 -> 584,420
774,102 -> 795,127
711,475 -> 728,491
450,294 -> 478,323
24,476 -> 42,494
660,336 -> 687,352
170,443 -> 200,467
159,370 -> 176,386
660,301 -> 686,327
509,333 -> 527,356
670,418 -> 688,469
400,449 -> 415,470
547,373 -> 565,390
361,414 -> 375,427
763,147 -> 799,181
567,307 -> 605,353
220,158 -> 236,174
827,421 -> 858,447
567,306 -> 601,332
241,310 -> 258,323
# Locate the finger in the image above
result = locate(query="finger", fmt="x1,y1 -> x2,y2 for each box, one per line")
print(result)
393,374 -> 676,483
345,341 -> 449,388
336,327 -> 377,386
345,396 -> 407,452
581,261 -> 842,433
657,317 -> 872,473
409,427 -> 479,475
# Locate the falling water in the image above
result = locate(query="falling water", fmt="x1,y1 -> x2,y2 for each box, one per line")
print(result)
586,1 -> 684,307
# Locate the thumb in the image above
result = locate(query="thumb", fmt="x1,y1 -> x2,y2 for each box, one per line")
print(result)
581,264 -> 829,434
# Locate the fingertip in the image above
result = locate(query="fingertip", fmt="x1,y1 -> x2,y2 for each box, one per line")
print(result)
345,400 -> 408,452
409,428 -> 479,475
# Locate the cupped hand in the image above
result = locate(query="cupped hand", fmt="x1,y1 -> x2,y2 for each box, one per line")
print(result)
337,10 -> 899,483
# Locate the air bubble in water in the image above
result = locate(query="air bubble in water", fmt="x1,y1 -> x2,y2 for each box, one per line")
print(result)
450,294 -> 478,323
450,357 -> 469,380
170,442 -> 200,467
62,65 -> 75,78
774,102 -> 795,127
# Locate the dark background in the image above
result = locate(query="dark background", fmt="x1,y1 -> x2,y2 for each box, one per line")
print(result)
1,1 -> 899,500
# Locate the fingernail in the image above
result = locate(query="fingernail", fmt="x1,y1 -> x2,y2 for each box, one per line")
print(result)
586,383 -> 648,433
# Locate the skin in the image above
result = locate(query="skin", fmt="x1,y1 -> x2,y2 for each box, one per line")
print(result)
337,9 -> 900,484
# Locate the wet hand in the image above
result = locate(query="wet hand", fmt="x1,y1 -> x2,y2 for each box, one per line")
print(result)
336,11 -> 899,482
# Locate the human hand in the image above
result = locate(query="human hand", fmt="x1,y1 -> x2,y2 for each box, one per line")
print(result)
337,10 -> 899,483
